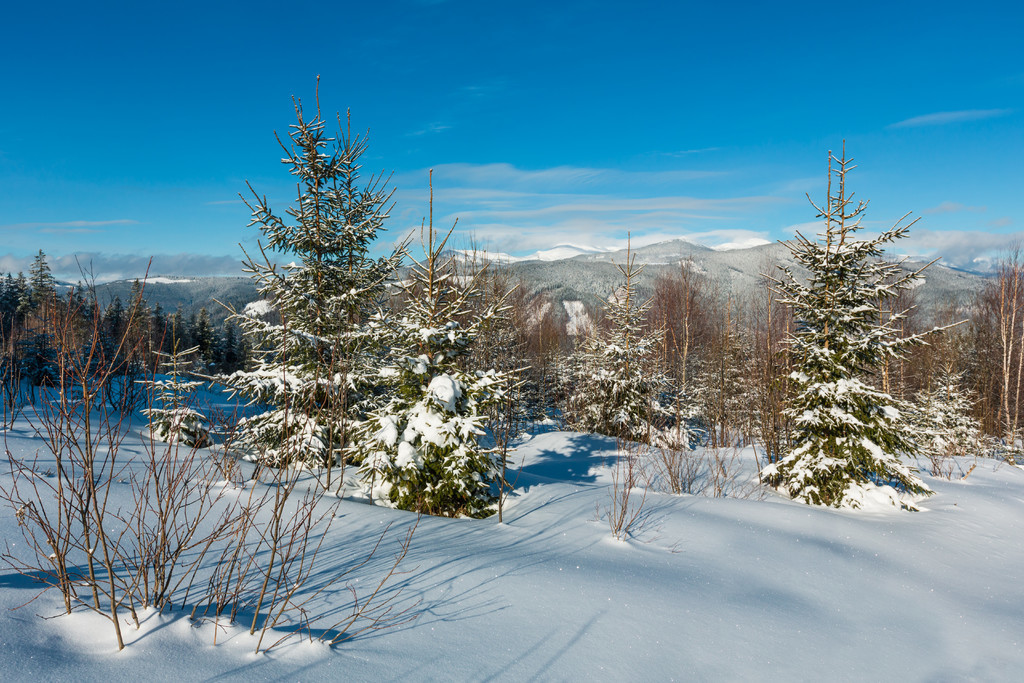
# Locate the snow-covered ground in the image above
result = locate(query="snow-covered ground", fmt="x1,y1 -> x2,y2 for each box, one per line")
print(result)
1,410 -> 1023,680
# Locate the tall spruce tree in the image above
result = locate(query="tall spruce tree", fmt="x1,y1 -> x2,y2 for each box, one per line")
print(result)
28,249 -> 57,315
567,243 -> 669,444
762,147 -> 934,509
352,180 -> 509,517
227,84 -> 405,472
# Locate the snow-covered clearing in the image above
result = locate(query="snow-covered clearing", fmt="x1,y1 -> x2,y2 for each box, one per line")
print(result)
242,299 -> 274,317
143,277 -> 194,285
1,411 -> 1023,680
563,300 -> 592,336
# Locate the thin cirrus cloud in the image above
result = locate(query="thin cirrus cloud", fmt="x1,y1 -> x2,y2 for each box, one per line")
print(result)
894,229 -> 1024,270
887,109 -> 1013,129
419,162 -> 727,190
0,252 -> 243,283
1,219 -> 139,230
448,195 -> 776,222
659,147 -> 722,157
392,161 -> 782,256
407,122 -> 453,137
39,227 -> 105,234
923,201 -> 987,215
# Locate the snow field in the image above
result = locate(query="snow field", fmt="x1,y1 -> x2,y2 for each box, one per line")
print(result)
0,421 -> 1022,680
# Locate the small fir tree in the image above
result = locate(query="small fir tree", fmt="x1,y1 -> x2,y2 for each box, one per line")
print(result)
141,344 -> 211,447
567,243 -> 669,444
353,180 -> 509,517
14,272 -> 32,321
193,307 -> 214,367
762,147 -> 935,509
227,83 -> 405,471
17,331 -> 58,388
911,368 -> 980,472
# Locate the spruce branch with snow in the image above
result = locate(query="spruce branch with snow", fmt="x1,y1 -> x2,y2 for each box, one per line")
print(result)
225,82 -> 406,472
762,146 -> 939,510
353,175 -> 510,517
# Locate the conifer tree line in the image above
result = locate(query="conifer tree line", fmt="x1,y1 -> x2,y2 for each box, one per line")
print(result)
0,258 -> 251,394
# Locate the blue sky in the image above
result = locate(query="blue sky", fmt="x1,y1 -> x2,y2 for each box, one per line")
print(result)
1,0 -> 1020,280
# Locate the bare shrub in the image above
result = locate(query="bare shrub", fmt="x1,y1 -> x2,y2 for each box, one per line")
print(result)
926,451 -> 958,480
603,438 -> 650,540
705,446 -> 748,498
648,435 -> 762,500
189,466 -> 418,653
0,349 -> 21,429
1,296 -> 417,653
122,432 -> 233,613
650,444 -> 707,496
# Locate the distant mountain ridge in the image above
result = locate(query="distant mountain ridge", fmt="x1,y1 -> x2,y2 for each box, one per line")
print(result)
86,238 -> 987,329
494,238 -> 986,321
90,276 -> 258,326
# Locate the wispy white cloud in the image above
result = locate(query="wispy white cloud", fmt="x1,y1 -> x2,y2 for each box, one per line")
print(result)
775,177 -> 824,196
459,81 -> 506,98
923,201 -> 986,215
392,162 -> 784,257
777,221 -> 827,240
407,122 -> 452,137
39,227 -> 104,235
1,219 -> 139,230
448,195 -> 776,222
0,252 -> 243,283
892,229 -> 1024,271
887,109 -> 1013,129
659,147 -> 721,157
418,162 -> 725,191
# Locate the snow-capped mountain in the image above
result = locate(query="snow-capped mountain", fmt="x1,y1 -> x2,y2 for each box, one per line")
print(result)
90,238 -> 986,329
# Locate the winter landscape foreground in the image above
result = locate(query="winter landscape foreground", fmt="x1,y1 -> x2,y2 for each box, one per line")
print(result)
2,410 -> 1023,681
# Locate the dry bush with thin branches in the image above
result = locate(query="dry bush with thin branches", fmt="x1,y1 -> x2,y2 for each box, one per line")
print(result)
603,438 -> 650,540
705,446 -> 760,499
650,444 -> 707,496
1,293 -> 418,653
190,465 -> 418,653
648,437 -> 762,500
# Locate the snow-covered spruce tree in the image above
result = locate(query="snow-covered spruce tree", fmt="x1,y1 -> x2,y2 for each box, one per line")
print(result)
141,344 -> 211,447
911,368 -> 980,475
27,249 -> 57,320
353,181 -> 508,517
762,148 -> 935,509
227,85 -> 405,472
567,243 -> 669,444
